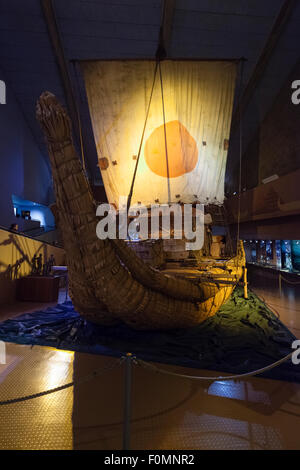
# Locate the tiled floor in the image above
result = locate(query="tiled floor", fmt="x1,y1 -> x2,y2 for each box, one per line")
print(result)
0,344 -> 74,450
0,285 -> 299,450
250,276 -> 300,339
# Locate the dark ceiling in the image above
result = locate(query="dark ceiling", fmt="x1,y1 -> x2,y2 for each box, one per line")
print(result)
0,0 -> 299,189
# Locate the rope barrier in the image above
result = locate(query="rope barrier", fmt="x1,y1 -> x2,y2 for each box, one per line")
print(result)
0,346 -> 296,405
253,292 -> 280,319
136,351 -> 294,382
279,274 -> 300,285
0,358 -> 123,406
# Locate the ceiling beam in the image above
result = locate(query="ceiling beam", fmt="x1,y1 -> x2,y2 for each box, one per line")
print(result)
231,0 -> 296,132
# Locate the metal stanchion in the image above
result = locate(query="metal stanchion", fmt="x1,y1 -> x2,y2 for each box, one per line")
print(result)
65,271 -> 69,301
279,273 -> 282,297
123,353 -> 134,450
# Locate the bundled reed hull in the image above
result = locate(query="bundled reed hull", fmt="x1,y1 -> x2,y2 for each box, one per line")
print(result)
36,92 -> 245,330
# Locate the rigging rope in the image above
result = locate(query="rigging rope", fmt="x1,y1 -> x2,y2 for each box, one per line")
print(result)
77,106 -> 86,174
127,61 -> 159,213
236,59 -> 246,258
158,60 -> 171,204
72,61 -> 87,173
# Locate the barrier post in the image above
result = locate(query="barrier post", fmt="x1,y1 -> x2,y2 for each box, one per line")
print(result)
279,274 -> 282,297
123,353 -> 133,450
0,341 -> 6,364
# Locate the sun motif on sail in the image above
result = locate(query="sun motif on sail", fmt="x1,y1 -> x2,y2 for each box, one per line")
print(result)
144,120 -> 198,178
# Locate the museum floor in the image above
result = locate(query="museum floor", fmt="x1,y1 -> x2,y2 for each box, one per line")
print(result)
0,281 -> 300,450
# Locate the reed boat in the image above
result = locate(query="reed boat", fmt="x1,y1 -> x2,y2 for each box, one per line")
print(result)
36,59 -> 246,330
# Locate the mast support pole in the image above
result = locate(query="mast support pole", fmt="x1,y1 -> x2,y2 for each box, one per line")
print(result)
243,267 -> 248,299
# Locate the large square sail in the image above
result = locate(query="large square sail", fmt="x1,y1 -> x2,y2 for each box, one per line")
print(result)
81,60 -> 237,208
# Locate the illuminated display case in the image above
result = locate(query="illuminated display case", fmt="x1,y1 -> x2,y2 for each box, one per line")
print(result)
244,240 -> 300,273
291,241 -> 300,271
281,240 -> 292,271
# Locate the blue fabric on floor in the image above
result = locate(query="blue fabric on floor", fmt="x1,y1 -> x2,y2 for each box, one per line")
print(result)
0,287 -> 299,383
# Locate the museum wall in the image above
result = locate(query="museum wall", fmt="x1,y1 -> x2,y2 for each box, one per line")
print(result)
225,169 -> 300,225
226,60 -> 300,195
0,228 -> 65,304
0,66 -> 53,229
237,214 -> 300,241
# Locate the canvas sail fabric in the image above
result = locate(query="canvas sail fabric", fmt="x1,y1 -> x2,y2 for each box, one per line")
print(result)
81,60 -> 237,208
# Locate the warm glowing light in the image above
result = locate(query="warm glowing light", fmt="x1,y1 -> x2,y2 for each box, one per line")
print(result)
52,350 -> 73,362
46,350 -> 74,389
83,60 -> 237,206
144,120 -> 198,178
